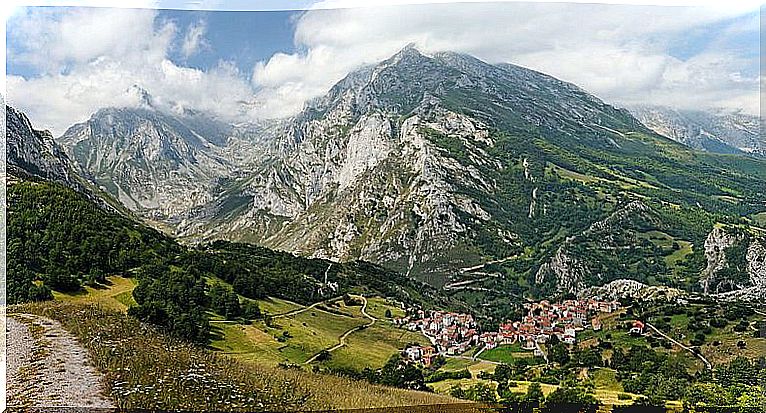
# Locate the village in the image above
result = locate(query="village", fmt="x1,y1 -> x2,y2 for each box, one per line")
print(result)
395,299 -> 626,366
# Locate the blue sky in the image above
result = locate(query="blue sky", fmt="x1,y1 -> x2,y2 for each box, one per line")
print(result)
8,8 -> 301,77
163,10 -> 298,75
5,1 -> 761,135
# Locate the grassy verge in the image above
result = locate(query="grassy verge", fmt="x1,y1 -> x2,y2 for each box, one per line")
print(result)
11,302 -> 463,411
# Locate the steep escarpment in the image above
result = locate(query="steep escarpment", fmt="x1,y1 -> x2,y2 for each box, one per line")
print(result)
630,105 -> 763,157
58,106 -> 239,220
7,106 -> 87,189
706,227 -> 766,300
180,46 -> 765,290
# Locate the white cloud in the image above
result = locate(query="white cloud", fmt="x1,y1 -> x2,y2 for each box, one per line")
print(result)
181,20 -> 208,59
7,2 -> 760,134
251,2 -> 760,118
7,7 -> 257,135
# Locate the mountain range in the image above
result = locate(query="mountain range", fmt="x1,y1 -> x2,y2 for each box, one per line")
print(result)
8,45 -> 766,303
628,105 -> 763,157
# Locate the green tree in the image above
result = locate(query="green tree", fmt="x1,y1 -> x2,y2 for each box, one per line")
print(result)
525,382 -> 544,406
549,342 -> 570,365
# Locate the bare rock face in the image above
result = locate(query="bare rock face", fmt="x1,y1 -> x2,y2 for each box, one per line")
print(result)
6,106 -> 83,188
706,227 -> 766,300
700,227 -> 742,294
534,200 -> 655,294
176,46 -> 656,284
58,107 -> 238,220
535,246 -> 588,293
579,279 -> 685,302
629,105 -> 763,157
42,45 -> 764,293
746,239 -> 766,288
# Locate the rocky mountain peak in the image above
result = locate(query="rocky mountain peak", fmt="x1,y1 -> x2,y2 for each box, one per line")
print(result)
58,106 -> 238,218
7,105 -> 78,184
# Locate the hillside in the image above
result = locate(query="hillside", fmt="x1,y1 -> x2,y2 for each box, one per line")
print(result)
58,105 -> 238,219
8,81 -> 766,410
10,302 -> 467,411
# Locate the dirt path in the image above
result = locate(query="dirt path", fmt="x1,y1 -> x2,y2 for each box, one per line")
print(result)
645,322 -> 712,370
272,295 -> 342,319
6,313 -> 115,408
304,296 -> 376,364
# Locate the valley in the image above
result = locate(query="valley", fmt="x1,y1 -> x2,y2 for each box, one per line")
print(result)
6,43 -> 766,412
40,271 -> 766,409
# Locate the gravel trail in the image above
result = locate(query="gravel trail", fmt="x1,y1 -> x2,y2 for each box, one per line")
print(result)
6,313 -> 115,408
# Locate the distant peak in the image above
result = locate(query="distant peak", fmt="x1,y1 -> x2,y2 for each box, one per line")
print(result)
386,42 -> 427,64
126,84 -> 155,110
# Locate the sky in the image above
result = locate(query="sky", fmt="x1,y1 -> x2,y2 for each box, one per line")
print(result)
4,0 -> 762,135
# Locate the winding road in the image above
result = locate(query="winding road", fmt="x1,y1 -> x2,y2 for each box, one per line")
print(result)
458,255 -> 518,274
645,322 -> 712,370
304,295 -> 377,364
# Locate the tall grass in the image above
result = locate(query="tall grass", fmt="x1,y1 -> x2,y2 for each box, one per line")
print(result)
11,302 -> 466,411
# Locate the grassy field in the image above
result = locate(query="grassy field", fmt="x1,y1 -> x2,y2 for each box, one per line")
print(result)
212,296 -> 431,370
211,304 -> 365,365
324,322 -> 429,370
13,301 -> 464,411
699,312 -> 766,366
52,275 -> 137,311
638,231 -> 693,276
590,368 -> 622,392
257,296 -> 305,316
440,357 -> 480,372
429,372 -> 638,406
664,241 -> 693,272
478,343 -> 536,364
366,296 -> 406,319
51,277 -> 423,372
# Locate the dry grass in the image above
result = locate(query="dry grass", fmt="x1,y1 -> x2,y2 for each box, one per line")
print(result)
11,302 -> 466,411
52,276 -> 137,312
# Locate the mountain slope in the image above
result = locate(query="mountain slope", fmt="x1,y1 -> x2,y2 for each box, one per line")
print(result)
58,107 -> 239,219
180,46 -> 766,295
629,105 -> 763,157
7,105 -> 88,189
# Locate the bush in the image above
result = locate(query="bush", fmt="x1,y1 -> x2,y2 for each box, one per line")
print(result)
425,369 -> 471,383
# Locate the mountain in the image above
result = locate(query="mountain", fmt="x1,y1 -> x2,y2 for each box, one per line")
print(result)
6,105 -> 88,189
58,106 -> 242,220
50,46 -> 766,302
629,105 -> 763,157
172,46 -> 765,299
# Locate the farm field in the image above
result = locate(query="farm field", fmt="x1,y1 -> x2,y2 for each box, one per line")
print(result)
52,275 -> 137,311
211,295 -> 430,369
477,343 -> 538,364
51,277 -> 424,371
323,322 -> 430,370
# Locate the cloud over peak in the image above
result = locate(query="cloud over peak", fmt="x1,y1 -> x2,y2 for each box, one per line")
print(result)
6,2 -> 760,135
